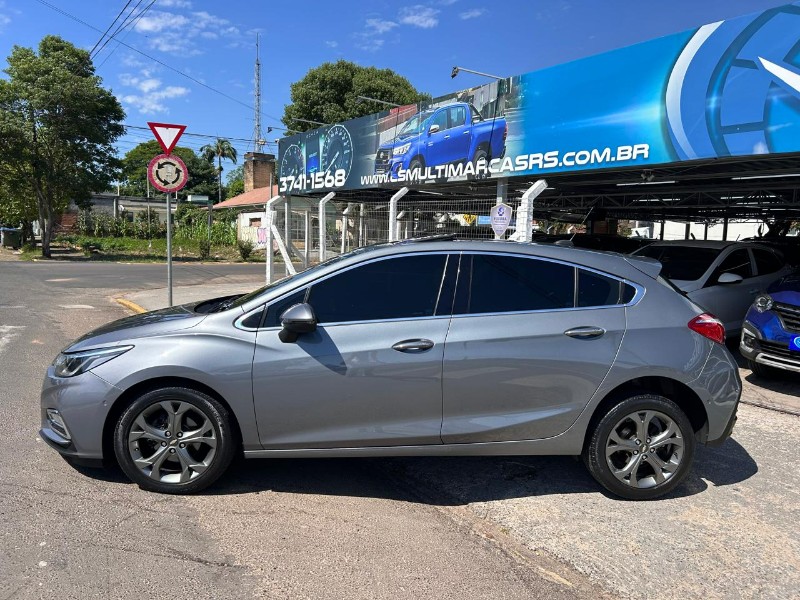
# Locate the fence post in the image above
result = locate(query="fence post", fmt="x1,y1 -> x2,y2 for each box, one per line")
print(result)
303,210 -> 310,267
388,187 -> 409,242
341,203 -> 353,255
265,195 -> 284,284
512,179 -> 548,243
318,192 -> 335,262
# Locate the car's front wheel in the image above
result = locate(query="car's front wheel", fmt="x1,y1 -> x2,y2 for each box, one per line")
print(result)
583,395 -> 695,500
113,387 -> 235,494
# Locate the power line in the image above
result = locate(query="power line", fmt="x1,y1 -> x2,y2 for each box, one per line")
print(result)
122,124 -> 275,145
95,0 -> 155,65
89,0 -> 131,58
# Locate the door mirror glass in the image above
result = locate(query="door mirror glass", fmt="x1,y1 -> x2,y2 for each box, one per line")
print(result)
717,272 -> 743,285
279,303 -> 317,343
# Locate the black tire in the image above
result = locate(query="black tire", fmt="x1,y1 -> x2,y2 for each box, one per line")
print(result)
113,387 -> 235,494
747,359 -> 777,378
472,146 -> 488,166
583,394 -> 695,500
408,157 -> 424,175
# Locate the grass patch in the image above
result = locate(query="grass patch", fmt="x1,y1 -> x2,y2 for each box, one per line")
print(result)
25,235 -> 272,263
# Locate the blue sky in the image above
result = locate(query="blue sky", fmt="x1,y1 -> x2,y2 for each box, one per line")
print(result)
0,0 -> 791,172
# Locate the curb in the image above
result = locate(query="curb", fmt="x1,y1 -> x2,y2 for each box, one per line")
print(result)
115,298 -> 147,314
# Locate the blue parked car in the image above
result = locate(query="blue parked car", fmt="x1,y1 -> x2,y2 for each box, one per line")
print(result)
375,102 -> 507,180
740,271 -> 800,377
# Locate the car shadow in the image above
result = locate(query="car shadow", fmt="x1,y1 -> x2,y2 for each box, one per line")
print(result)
200,436 -> 757,504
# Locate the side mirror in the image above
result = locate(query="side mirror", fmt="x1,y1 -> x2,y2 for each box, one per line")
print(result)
428,124 -> 440,135
278,303 -> 317,343
717,272 -> 743,285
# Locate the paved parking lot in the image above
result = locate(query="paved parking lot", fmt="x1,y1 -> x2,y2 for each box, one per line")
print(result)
1,256 -> 798,599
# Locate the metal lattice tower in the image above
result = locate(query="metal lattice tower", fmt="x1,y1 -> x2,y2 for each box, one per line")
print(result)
252,33 -> 265,152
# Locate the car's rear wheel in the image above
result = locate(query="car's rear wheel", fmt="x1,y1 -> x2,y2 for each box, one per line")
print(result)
113,387 -> 235,494
583,394 -> 695,500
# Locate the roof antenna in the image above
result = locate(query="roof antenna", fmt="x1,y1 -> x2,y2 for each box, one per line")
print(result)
571,202 -> 597,242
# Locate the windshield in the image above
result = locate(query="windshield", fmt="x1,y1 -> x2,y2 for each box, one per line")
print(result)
634,246 -> 721,281
398,111 -> 433,136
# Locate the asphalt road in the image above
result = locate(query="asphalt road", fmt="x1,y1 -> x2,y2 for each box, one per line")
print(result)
2,258 -> 798,599
0,260 -> 604,600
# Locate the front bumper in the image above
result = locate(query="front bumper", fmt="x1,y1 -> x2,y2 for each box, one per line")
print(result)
39,367 -> 121,461
740,322 -> 800,374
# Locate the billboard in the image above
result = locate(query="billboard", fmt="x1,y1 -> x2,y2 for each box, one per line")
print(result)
278,2 -> 800,194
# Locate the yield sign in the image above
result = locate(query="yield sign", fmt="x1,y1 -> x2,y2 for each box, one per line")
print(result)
147,121 -> 187,155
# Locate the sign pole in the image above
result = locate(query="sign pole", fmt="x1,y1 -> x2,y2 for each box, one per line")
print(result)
166,192 -> 173,306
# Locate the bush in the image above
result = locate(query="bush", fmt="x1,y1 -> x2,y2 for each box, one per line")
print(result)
199,239 -> 211,260
237,239 -> 254,261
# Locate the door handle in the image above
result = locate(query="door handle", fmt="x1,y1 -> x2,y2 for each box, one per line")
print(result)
444,135 -> 450,139
564,326 -> 606,339
463,131 -> 470,135
392,339 -> 434,353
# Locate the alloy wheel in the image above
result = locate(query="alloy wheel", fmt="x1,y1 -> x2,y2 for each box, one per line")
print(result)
127,400 -> 218,484
605,409 -> 684,489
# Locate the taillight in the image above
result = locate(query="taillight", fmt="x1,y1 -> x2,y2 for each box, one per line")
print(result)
503,122 -> 508,141
688,313 -> 725,344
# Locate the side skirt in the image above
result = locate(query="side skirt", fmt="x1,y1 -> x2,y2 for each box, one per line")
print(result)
244,436 -> 583,459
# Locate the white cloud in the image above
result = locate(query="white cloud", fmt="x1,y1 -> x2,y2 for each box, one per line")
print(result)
354,37 -> 385,52
398,6 -> 440,28
0,0 -> 14,30
132,8 -> 242,55
460,8 -> 485,19
134,11 -> 191,34
325,40 -> 339,48
158,0 -> 192,7
118,69 -> 190,115
120,85 -> 190,115
365,18 -> 398,34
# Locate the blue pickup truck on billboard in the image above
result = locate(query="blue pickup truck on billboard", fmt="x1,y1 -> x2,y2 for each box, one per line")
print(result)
278,2 -> 800,193
374,102 -> 507,180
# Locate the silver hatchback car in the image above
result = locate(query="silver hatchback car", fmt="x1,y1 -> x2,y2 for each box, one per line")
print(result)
40,239 -> 741,500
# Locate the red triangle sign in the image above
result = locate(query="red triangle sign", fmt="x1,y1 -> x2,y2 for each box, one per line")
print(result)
147,122 -> 187,155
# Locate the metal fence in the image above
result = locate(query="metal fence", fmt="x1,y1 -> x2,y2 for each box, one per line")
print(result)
260,187 -> 541,282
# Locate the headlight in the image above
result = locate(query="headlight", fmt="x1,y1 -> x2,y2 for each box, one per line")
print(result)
53,345 -> 133,378
753,294 -> 774,313
392,143 -> 411,156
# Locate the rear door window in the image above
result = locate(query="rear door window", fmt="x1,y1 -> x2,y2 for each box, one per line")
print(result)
578,270 -> 622,307
709,249 -> 753,283
753,248 -> 784,275
454,254 -> 574,314
634,245 -> 720,281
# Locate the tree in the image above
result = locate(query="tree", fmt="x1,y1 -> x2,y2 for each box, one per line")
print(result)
282,60 -> 429,132
0,36 -> 125,257
200,138 -> 237,203
226,164 -> 244,198
119,140 -> 217,200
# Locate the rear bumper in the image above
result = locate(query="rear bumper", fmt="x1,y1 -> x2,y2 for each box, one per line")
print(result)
706,409 -> 737,447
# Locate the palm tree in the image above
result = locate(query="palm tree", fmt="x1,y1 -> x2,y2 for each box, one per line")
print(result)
200,138 -> 238,203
